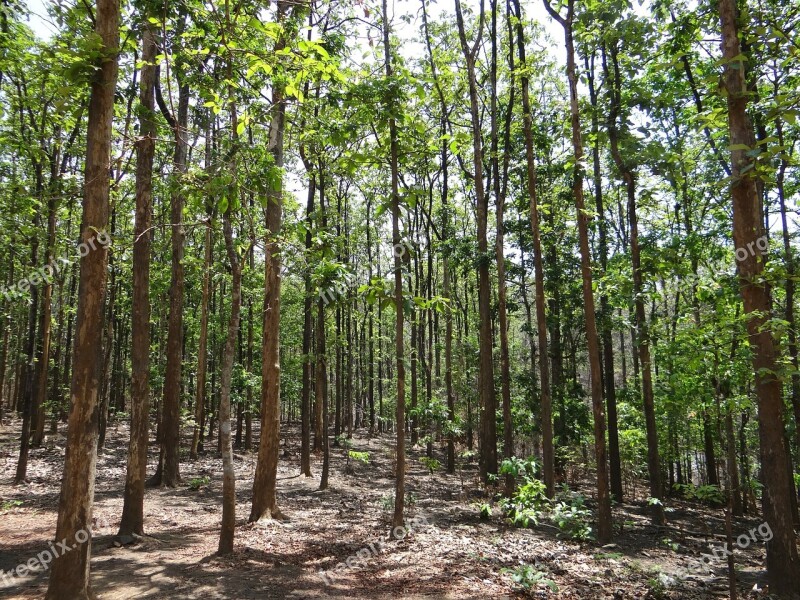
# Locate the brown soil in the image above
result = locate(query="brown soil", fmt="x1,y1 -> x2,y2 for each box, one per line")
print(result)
0,418 -> 783,599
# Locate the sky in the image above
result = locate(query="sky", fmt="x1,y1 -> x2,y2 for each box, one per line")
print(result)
20,0 -> 568,209
23,0 -> 59,39
22,0 -> 566,63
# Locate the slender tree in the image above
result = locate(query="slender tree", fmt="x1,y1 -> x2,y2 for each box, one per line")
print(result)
250,0 -> 292,523
719,0 -> 800,593
543,0 -> 612,543
45,0 -> 119,594
118,20 -> 157,538
381,0 -> 406,533
454,0 -> 497,484
509,0 -> 554,498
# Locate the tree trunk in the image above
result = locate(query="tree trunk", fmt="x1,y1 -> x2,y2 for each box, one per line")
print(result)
119,23 -> 156,538
455,0 -> 496,484
154,52 -> 190,487
45,0 -> 118,594
490,0 -> 514,497
420,0 -> 454,473
719,0 -> 800,593
218,95 -> 243,550
603,41 -> 664,523
585,49 -> 622,503
13,237 -> 38,484
250,0 -> 291,523
32,184 -> 58,448
300,157 -> 315,473
510,0 -> 554,498
776,117 -> 800,466
544,0 -> 612,543
318,173 -> 330,490
382,0 -> 406,532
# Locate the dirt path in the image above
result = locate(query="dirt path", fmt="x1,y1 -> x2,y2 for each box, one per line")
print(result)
0,419 -> 781,599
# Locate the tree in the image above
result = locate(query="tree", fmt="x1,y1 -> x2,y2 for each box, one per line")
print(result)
118,18 -> 157,539
382,0 -> 406,534
719,0 -> 800,593
544,0 -> 612,543
509,0 -> 554,498
602,33 -> 665,523
45,0 -> 119,595
250,0 -> 293,523
454,0 -> 497,484
153,12 -> 190,488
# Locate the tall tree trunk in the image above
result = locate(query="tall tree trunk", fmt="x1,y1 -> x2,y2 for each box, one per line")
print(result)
218,211 -> 241,554
192,216 -> 212,458
490,0 -> 514,497
382,0 -> 406,532
300,149 -> 315,473
603,41 -> 664,523
367,197 -> 375,434
410,226 -> 419,445
585,49 -> 622,503
250,0 -> 292,523
455,0 -> 496,484
318,173 -> 330,490
13,237 -> 38,484
510,0 -> 554,498
420,0 -> 454,474
544,0 -> 612,543
119,23 -> 156,538
0,253 -> 11,419
719,0 -> 800,593
776,117 -> 800,465
218,82 -> 243,551
45,0 -> 118,594
32,179 -> 58,448
154,50 -> 190,487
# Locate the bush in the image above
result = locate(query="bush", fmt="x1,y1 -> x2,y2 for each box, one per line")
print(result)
419,456 -> 441,474
672,483 -> 724,506
552,496 -> 593,541
499,457 -> 548,528
188,476 -> 210,490
348,450 -> 370,464
503,564 -> 558,593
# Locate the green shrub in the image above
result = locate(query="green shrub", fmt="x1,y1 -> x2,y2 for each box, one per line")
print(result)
348,450 -> 370,464
500,457 -> 548,528
188,476 -> 210,490
552,494 -> 593,541
502,564 -> 558,593
672,483 -> 724,505
419,456 -> 441,474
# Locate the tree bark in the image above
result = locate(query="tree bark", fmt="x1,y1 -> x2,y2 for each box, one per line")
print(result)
544,0 -> 612,543
250,0 -> 291,523
45,0 -> 118,594
300,149 -> 315,472
510,0 -> 554,498
154,46 -> 190,487
218,152 -> 242,556
585,49 -> 622,503
455,0 -> 496,484
719,0 -> 800,593
382,0 -> 406,532
119,23 -> 156,537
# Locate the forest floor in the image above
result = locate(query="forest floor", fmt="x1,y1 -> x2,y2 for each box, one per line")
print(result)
0,418 -> 786,599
